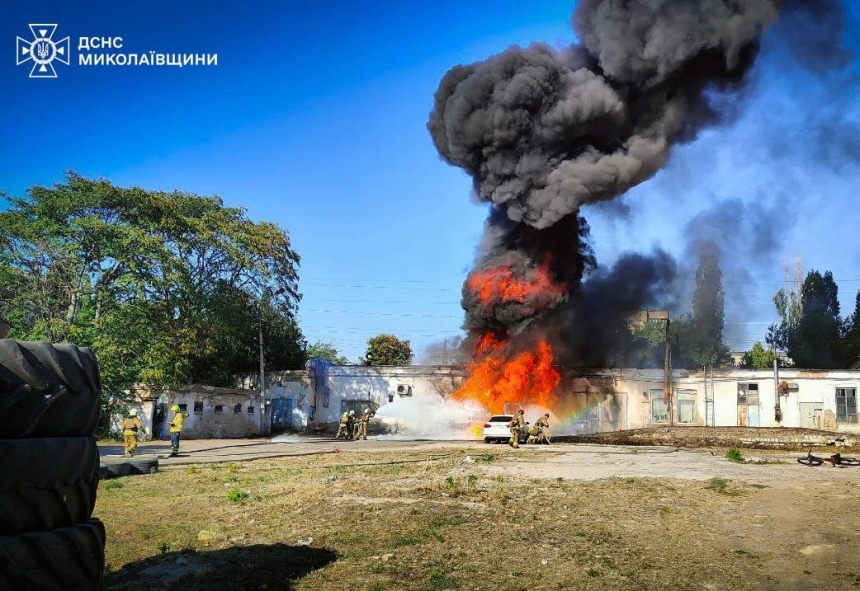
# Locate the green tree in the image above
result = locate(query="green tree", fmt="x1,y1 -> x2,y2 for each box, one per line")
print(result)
362,334 -> 413,366
0,172 -> 306,428
677,252 -> 730,367
307,340 -> 349,365
786,270 -> 843,368
840,291 -> 860,365
740,342 -> 775,369
621,320 -> 667,368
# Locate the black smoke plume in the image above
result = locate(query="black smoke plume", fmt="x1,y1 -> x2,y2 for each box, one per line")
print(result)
428,0 -> 846,365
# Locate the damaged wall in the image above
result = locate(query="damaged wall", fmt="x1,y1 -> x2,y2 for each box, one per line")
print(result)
263,369 -> 311,431
564,368 -> 860,435
164,386 -> 262,439
307,364 -> 466,427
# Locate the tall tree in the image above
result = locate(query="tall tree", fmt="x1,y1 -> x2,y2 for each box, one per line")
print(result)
770,254 -> 804,352
685,252 -> 729,366
840,291 -> 860,365
0,172 -> 306,426
788,270 -> 842,368
362,334 -> 413,366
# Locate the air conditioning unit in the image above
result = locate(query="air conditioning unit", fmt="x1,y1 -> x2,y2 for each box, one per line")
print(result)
397,384 -> 412,396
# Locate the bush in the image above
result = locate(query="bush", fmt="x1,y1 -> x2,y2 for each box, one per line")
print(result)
726,448 -> 744,463
227,489 -> 249,503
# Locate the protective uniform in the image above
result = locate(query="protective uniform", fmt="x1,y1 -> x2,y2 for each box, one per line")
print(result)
169,404 -> 186,456
509,410 -> 525,448
355,409 -> 372,440
337,410 -> 356,439
336,411 -> 350,439
525,425 -> 541,444
535,414 -> 551,444
122,410 -> 142,457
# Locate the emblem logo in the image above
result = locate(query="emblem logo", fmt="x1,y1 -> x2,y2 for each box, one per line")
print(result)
16,24 -> 70,78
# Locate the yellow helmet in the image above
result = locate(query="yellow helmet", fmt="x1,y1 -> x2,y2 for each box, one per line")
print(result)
129,409 -> 138,416
171,404 -> 181,412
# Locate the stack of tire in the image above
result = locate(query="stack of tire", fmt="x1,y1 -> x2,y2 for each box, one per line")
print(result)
0,340 -> 106,590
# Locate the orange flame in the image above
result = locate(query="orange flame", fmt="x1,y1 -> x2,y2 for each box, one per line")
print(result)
453,336 -> 560,415
467,258 -> 565,309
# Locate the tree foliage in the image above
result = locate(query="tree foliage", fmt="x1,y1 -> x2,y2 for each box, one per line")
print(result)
740,342 -> 775,369
669,253 -> 730,369
0,172 -> 307,429
307,340 -> 349,365
840,291 -> 860,365
773,269 -> 843,368
362,334 -> 413,366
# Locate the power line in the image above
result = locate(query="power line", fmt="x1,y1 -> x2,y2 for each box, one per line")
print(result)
302,282 -> 458,291
299,309 -> 461,319
310,299 -> 461,305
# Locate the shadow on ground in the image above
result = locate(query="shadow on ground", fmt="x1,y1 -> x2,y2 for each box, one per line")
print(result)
106,544 -> 338,590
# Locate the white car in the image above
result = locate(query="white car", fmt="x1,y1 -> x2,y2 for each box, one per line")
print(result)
482,415 -> 529,444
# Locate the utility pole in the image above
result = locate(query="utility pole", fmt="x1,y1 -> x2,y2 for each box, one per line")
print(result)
442,338 -> 448,365
773,341 -> 781,422
703,365 -> 708,427
664,318 -> 672,425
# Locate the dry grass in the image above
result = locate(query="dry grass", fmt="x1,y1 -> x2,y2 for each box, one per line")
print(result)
98,446 -> 857,591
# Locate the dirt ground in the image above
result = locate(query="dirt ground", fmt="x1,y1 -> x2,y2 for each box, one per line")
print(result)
98,441 -> 860,591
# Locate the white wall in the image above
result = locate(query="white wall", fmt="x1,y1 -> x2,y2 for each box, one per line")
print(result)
167,389 -> 262,439
596,369 -> 860,433
307,365 -> 465,425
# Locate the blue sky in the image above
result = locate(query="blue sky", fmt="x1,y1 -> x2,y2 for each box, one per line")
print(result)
1,1 -> 859,362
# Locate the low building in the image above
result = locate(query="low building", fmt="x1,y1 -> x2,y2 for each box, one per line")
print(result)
559,367 -> 859,435
114,385 -> 263,440
303,361 -> 465,430
112,364 -> 859,439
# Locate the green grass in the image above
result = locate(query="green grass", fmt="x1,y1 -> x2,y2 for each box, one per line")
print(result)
104,480 -> 124,491
705,477 -> 741,496
726,448 -> 744,463
227,489 -> 249,503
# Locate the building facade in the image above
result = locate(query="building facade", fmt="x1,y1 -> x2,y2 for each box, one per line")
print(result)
115,364 -> 859,439
566,368 -> 859,435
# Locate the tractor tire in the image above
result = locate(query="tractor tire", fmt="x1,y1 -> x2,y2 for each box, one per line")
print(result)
98,460 -> 131,480
127,456 -> 158,475
0,340 -> 102,438
0,437 -> 98,535
0,519 -> 105,591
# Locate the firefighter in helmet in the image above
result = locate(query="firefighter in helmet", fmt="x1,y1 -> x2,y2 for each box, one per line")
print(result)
535,413 -> 551,444
122,409 -> 142,457
169,404 -> 187,457
355,408 -> 373,440
509,409 -> 525,448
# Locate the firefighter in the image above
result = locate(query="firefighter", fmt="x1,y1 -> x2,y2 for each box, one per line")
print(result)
168,404 -> 187,457
355,408 -> 373,440
509,409 -> 525,448
336,410 -> 351,439
122,409 -> 142,457
535,413 -> 551,444
525,424 -> 542,444
337,410 -> 356,439
347,410 -> 357,439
